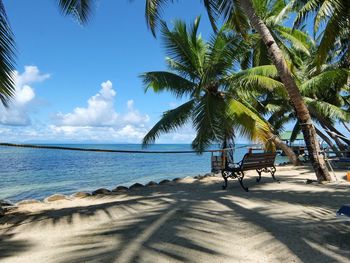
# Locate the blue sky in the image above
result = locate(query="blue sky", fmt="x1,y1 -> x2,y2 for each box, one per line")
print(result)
0,0 -> 217,143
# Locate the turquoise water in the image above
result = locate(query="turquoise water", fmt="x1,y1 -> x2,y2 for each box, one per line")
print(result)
0,144 -> 288,202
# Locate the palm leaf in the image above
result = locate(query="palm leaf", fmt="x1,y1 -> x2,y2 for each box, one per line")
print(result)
142,99 -> 195,146
192,94 -> 226,152
140,71 -> 195,98
300,69 -> 350,97
226,98 -> 271,147
0,0 -> 16,107
160,19 -> 205,80
57,0 -> 93,24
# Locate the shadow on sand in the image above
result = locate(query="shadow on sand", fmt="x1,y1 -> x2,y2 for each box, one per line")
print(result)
1,168 -> 350,262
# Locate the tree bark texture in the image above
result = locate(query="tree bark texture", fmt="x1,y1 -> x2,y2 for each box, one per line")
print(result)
239,0 -> 331,181
272,135 -> 299,165
315,127 -> 342,157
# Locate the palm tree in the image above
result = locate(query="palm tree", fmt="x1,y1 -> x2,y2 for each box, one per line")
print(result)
141,18 -> 273,153
239,0 -> 312,69
0,0 -> 93,106
144,0 -> 332,181
293,0 -> 350,67
233,57 -> 350,157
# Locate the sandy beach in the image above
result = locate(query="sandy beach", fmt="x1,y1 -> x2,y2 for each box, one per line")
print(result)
1,165 -> 350,263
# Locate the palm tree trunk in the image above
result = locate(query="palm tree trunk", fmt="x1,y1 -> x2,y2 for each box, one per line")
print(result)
321,124 -> 347,152
239,0 -> 331,181
271,135 -> 299,165
315,127 -> 341,157
321,120 -> 350,145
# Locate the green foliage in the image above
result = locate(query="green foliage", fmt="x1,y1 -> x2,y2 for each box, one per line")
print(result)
0,0 -> 16,107
142,100 -> 195,145
58,0 -> 94,24
294,0 -> 350,66
141,18 -> 272,151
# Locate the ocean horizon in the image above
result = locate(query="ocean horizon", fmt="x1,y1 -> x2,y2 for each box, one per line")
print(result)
0,143 -> 288,202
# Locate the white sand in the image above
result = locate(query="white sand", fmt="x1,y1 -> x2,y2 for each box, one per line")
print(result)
1,165 -> 350,263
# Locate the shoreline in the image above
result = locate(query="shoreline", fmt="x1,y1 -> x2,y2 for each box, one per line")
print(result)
1,162 -> 295,211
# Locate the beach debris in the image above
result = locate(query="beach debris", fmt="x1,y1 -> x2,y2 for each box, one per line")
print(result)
146,181 -> 157,186
73,192 -> 91,198
92,188 -> 111,195
129,183 -> 144,189
112,186 -> 129,192
16,199 -> 42,206
159,179 -> 171,185
45,194 -> 69,202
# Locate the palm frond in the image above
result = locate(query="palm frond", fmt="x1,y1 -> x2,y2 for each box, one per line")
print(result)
160,19 -> 205,80
142,99 -> 195,146
57,0 -> 93,24
0,0 -> 16,107
305,97 -> 350,121
226,98 -> 271,147
276,26 -> 312,55
140,71 -> 195,98
192,94 -> 227,152
300,69 -> 350,97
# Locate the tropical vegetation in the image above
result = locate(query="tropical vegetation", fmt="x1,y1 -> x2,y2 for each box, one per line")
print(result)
144,0 -> 350,181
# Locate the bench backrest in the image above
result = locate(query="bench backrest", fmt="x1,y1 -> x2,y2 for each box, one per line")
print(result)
240,152 -> 277,171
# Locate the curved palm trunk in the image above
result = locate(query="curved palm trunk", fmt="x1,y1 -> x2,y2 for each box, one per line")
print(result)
239,0 -> 331,181
315,127 -> 342,157
271,135 -> 299,165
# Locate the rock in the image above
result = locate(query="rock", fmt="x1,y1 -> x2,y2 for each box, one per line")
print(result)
146,181 -> 157,187
194,175 -> 203,179
73,192 -> 91,198
16,199 -> 41,206
112,186 -> 129,192
129,183 -> 144,190
172,177 -> 182,182
92,188 -> 111,195
159,179 -> 171,185
0,199 -> 14,207
44,194 -> 69,202
204,173 -> 213,177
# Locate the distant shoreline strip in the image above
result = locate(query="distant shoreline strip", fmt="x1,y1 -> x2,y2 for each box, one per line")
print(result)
0,142 -> 242,154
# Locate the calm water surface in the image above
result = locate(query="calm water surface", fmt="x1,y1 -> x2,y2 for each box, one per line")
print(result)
0,144 -> 288,202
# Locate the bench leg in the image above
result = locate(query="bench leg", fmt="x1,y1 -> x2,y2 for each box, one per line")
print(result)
256,169 -> 262,183
238,172 -> 249,192
271,166 -> 279,183
222,170 -> 228,189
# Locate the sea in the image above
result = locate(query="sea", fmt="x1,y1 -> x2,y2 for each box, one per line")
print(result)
0,144 -> 288,202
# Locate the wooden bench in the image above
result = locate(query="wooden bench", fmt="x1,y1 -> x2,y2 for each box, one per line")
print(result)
221,152 -> 278,192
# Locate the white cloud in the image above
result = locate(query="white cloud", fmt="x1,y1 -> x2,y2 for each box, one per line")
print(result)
122,100 -> 150,124
55,80 -> 119,126
0,66 -> 50,126
52,80 -> 150,142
